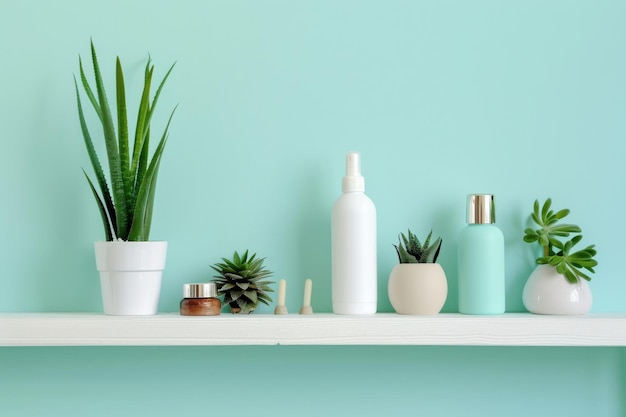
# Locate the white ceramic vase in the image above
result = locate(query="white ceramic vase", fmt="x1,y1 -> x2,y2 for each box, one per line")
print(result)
95,241 -> 167,316
388,263 -> 448,315
522,264 -> 592,315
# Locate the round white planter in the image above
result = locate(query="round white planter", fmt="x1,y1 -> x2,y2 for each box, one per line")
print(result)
522,264 -> 592,315
388,263 -> 448,315
94,241 -> 167,316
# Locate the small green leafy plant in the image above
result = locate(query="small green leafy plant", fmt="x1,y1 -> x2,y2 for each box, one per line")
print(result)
211,250 -> 275,314
76,41 -> 176,241
393,229 -> 442,263
523,198 -> 597,283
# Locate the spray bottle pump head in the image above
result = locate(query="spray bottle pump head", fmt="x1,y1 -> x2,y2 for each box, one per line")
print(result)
342,152 -> 365,192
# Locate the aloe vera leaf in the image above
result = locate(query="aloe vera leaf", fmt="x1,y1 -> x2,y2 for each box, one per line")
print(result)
138,109 -> 176,239
130,63 -> 154,181
135,126 -> 150,205
127,108 -> 174,240
127,141 -> 162,240
116,57 -> 133,226
145,61 -> 176,135
83,170 -> 114,241
90,41 -> 129,239
75,77 -> 117,239
79,57 -> 102,122
134,61 -> 176,173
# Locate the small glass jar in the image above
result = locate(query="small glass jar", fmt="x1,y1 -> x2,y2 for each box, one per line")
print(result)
180,283 -> 221,316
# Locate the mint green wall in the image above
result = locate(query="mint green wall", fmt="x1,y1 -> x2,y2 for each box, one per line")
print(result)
0,346 -> 623,417
1,1 -> 625,416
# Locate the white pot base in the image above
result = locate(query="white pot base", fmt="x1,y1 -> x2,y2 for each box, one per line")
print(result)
99,272 -> 162,315
95,241 -> 167,316
522,264 -> 592,315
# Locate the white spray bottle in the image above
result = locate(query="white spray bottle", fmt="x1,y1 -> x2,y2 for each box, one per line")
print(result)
331,152 -> 377,314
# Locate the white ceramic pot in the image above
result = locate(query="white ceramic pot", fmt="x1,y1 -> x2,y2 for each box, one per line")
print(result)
522,264 -> 592,315
388,263 -> 448,315
94,241 -> 167,316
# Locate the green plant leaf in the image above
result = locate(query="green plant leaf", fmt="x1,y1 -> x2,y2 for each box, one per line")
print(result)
244,290 -> 258,304
83,170 -> 113,241
235,296 -> 254,313
531,211 -> 542,227
236,282 -> 250,290
230,290 -> 243,302
549,237 -> 564,250
431,237 -> 442,263
523,228 -> 538,240
116,57 -> 133,228
551,224 -> 581,235
127,107 -> 175,241
395,229 -> 442,263
233,250 -> 242,265
79,57 -> 102,122
570,235 -> 583,246
422,230 -> 432,251
76,76 -> 117,239
563,268 -> 577,283
130,68 -> 153,216
89,41 -> 129,239
258,296 -> 272,306
145,61 -> 176,140
553,208 -> 570,220
541,198 -> 552,220
394,243 -> 417,263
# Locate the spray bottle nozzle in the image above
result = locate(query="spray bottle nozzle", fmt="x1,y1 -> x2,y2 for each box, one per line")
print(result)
342,152 -> 365,192
346,152 -> 361,176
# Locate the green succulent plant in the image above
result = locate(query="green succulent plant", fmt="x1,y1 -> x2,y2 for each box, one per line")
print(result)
393,229 -> 442,263
211,250 -> 275,314
523,198 -> 597,283
76,41 -> 176,241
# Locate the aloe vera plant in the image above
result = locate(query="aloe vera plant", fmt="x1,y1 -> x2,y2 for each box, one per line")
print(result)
75,41 -> 176,241
523,198 -> 597,283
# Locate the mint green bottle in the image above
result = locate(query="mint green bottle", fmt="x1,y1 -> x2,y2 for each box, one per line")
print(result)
458,194 -> 505,314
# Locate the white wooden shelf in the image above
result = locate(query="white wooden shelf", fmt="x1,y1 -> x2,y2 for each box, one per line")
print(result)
1,313 -> 625,347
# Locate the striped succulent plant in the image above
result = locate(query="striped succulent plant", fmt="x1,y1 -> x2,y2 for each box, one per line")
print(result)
394,229 -> 442,264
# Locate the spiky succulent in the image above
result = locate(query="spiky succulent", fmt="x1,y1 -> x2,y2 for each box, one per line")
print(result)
210,250 -> 274,314
76,41 -> 176,241
523,198 -> 597,283
393,229 -> 442,263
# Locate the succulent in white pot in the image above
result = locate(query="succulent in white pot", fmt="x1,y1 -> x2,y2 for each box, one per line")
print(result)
522,198 -> 597,315
388,229 -> 447,315
76,41 -> 176,315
